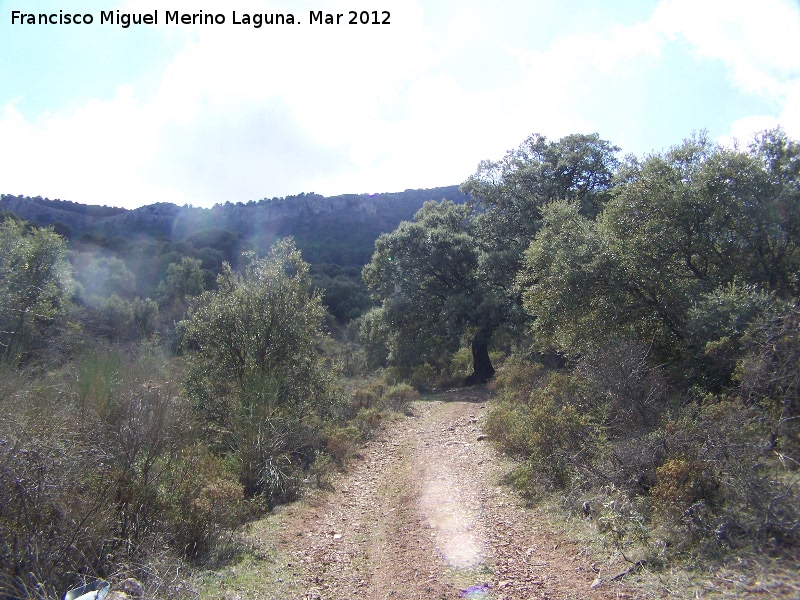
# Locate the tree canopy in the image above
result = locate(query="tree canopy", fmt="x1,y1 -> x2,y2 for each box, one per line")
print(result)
0,218 -> 73,363
363,200 -> 499,381
363,133 -> 621,382
519,130 -> 800,387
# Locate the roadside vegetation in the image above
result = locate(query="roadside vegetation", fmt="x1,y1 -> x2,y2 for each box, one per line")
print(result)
364,128 -> 800,592
2,127 -> 798,598
0,222 -> 411,599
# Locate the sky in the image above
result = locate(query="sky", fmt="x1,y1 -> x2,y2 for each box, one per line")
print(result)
1,0 -> 799,209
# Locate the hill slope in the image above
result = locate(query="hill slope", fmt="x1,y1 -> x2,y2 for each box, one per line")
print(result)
0,186 -> 470,267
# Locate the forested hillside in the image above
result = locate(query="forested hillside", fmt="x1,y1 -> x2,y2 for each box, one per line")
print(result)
0,186 -> 469,266
0,186 -> 468,324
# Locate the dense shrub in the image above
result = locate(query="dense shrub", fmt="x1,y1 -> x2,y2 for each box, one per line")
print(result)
180,242 -> 341,503
162,446 -> 245,557
358,307 -> 391,370
354,407 -> 383,437
487,351 -> 800,555
0,219 -> 73,364
350,380 -> 387,412
323,425 -> 363,467
381,383 -> 419,414
737,303 -> 800,456
576,338 -> 667,434
1,352 -> 182,597
486,365 -> 598,491
0,406 -> 117,599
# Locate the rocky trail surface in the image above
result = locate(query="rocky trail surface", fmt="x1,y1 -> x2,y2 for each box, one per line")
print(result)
214,388 -> 627,599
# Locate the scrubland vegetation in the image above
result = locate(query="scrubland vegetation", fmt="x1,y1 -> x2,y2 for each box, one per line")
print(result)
1,128 -> 798,598
363,128 -> 800,588
0,220 -> 412,598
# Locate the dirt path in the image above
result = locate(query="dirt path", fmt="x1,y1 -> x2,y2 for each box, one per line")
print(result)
236,388 -> 624,599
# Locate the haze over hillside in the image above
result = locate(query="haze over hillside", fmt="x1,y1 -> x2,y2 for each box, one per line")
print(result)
0,186 -> 470,267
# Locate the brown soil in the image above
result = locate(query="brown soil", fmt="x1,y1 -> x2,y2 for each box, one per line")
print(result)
246,388 -> 627,599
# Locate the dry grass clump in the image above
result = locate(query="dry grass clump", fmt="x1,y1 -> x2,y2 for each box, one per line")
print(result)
0,347 -> 247,599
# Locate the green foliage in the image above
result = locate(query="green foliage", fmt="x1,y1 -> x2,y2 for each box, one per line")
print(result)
363,134 -> 620,382
323,424 -> 363,467
74,349 -> 124,414
649,398 -> 798,548
463,132 -> 619,234
95,293 -> 135,341
736,303 -> 800,456
157,256 -> 206,306
358,307 -> 391,370
0,219 -> 73,363
162,445 -> 246,556
180,241 -> 324,387
354,407 -> 383,437
179,239 -> 339,501
519,200 -> 621,354
687,281 -> 775,389
576,338 -> 667,434
651,457 -> 716,520
131,296 -> 159,339
72,253 -> 136,300
520,131 -> 800,370
363,200 -> 484,369
382,383 -> 419,414
0,347 -> 216,598
488,354 -> 800,553
349,379 -> 387,411
486,366 -> 597,490
464,132 -> 620,313
395,347 -> 478,392
310,263 -> 372,322
3,127 -> 800,589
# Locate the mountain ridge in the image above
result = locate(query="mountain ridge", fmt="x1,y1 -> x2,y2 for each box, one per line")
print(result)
0,186 -> 470,260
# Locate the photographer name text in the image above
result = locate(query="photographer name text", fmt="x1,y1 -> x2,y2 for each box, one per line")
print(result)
10,9 -> 391,28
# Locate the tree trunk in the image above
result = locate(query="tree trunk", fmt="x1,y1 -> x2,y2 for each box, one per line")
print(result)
465,330 -> 495,386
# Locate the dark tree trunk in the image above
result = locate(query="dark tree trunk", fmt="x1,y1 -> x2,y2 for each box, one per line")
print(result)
464,330 -> 495,386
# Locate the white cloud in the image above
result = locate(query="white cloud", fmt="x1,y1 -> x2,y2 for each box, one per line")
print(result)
505,0 -> 800,153
718,115 -> 782,149
653,0 -> 800,97
0,87 -> 167,205
510,19 -> 663,132
651,0 -> 800,142
3,0 -> 800,208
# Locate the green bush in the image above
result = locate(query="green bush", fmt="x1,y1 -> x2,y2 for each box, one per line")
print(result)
737,303 -> 800,457
381,383 -> 419,414
576,338 -> 666,434
651,457 -> 717,520
323,424 -> 363,467
408,362 -> 436,391
0,219 -> 73,364
351,381 -> 386,411
490,356 -> 548,403
486,369 -> 598,490
354,407 -> 383,438
162,445 -> 246,557
358,307 -> 391,370
0,406 -> 117,599
180,241 -> 340,503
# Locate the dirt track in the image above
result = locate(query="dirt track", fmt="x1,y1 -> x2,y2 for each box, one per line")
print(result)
244,388 -> 624,599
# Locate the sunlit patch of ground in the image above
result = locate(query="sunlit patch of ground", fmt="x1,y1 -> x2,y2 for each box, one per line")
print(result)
419,464 -> 486,569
